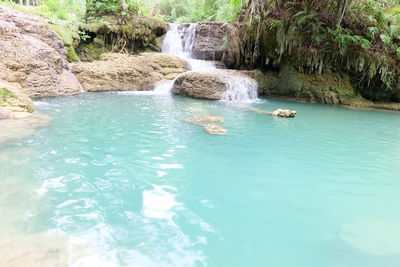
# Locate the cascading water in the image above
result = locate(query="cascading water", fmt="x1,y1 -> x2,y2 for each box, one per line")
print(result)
154,23 -> 259,103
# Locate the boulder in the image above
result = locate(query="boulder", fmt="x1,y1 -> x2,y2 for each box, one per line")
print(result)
172,70 -> 257,100
70,53 -> 189,92
271,109 -> 297,118
0,80 -> 34,116
188,22 -> 240,68
0,7 -> 82,98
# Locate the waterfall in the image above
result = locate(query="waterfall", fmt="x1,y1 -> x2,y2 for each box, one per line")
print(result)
220,76 -> 259,103
155,23 -> 259,103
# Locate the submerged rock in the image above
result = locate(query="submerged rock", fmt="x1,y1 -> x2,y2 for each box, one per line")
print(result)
184,116 -> 227,135
184,116 -> 224,125
0,112 -> 52,143
172,70 -> 257,100
70,53 -> 189,92
203,124 -> 228,135
0,7 -> 82,98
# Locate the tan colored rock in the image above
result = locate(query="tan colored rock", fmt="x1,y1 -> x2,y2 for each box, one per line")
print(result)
271,109 -> 297,118
184,116 -> 224,125
70,53 -> 189,92
172,70 -> 257,100
0,80 -> 34,114
203,124 -> 228,135
0,7 -> 81,98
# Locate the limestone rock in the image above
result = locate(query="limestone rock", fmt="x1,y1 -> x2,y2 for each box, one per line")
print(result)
245,66 -> 356,105
185,22 -> 240,68
271,109 -> 297,118
203,124 -> 228,135
184,116 -> 224,125
70,53 -> 189,92
0,112 -> 52,143
0,81 -> 34,115
172,70 -> 256,100
0,7 -> 81,98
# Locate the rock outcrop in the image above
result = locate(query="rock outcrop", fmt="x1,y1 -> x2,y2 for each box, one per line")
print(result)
70,53 -> 189,92
172,70 -> 256,100
0,81 -> 34,114
245,66 -> 357,105
77,17 -> 167,61
185,22 -> 240,68
0,7 -> 82,98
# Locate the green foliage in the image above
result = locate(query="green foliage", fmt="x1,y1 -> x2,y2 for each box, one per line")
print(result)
86,0 -> 139,19
159,0 -> 244,22
0,88 -> 16,99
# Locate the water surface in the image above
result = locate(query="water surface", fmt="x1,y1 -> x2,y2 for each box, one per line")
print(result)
1,93 -> 400,267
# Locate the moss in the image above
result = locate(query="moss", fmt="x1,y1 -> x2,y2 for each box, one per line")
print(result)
66,46 -> 80,62
46,21 -> 81,62
0,88 -> 16,99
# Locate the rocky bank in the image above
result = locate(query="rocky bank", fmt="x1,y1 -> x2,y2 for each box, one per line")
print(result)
70,53 -> 189,92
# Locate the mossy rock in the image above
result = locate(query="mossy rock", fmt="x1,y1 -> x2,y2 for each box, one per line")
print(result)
249,65 -> 357,104
76,16 -> 167,61
46,21 -> 81,62
0,82 -> 34,114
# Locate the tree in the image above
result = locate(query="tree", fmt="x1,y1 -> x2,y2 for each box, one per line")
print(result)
120,0 -> 128,10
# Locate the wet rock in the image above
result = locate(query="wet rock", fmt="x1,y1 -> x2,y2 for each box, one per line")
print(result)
234,104 -> 297,118
70,53 -> 189,92
0,107 -> 14,120
203,124 -> 228,135
188,22 -> 240,68
245,66 -> 356,105
0,7 -> 81,98
271,109 -> 297,118
0,112 -> 52,143
172,70 -> 256,100
184,116 -> 224,125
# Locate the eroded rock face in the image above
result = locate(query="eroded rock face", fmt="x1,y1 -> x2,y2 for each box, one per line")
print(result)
189,22 -> 240,68
70,53 -> 189,92
0,7 -> 81,98
172,70 -> 256,100
245,66 -> 357,105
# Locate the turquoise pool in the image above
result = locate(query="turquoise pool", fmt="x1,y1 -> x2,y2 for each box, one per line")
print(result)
1,93 -> 400,267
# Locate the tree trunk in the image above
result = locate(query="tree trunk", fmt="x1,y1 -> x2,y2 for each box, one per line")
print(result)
19,0 -> 23,5
25,0 -> 30,7
120,0 -> 128,11
336,0 -> 353,27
